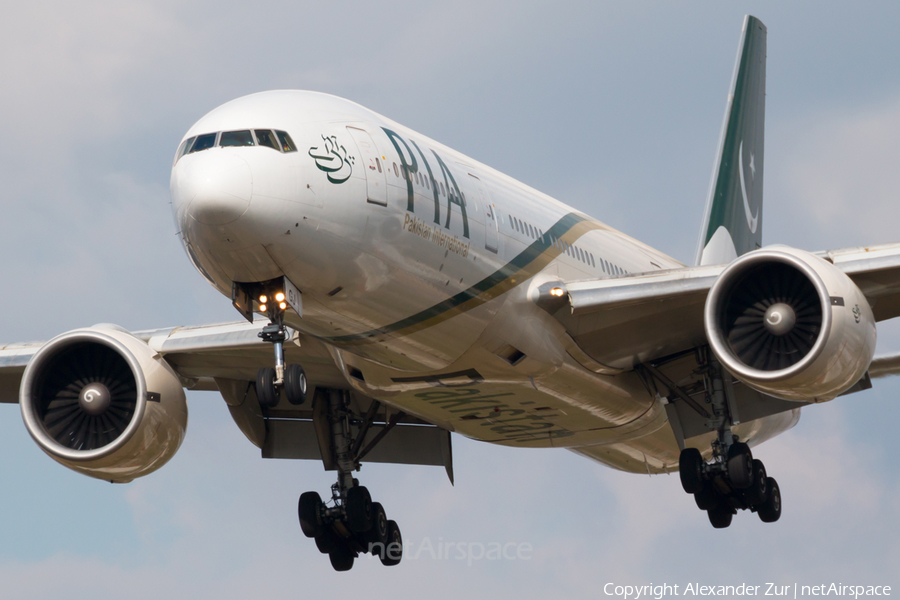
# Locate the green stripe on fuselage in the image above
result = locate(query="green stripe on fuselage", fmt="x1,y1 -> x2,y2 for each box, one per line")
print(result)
325,212 -> 601,344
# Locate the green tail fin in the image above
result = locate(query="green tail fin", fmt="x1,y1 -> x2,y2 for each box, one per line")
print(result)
695,15 -> 767,266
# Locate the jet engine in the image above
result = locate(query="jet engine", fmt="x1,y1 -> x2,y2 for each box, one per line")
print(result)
19,325 -> 188,483
704,246 -> 876,402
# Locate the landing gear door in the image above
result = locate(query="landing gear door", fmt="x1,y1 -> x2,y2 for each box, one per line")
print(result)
346,127 -> 387,206
469,174 -> 498,253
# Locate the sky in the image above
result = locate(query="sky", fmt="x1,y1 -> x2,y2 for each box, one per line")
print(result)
1,1 -> 900,598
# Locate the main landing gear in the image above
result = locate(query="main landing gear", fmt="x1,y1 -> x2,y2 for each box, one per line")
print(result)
679,440 -> 781,528
296,390 -> 403,571
253,284 -> 403,571
676,356 -> 782,528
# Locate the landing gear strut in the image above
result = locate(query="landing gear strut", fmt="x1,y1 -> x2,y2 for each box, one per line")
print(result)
255,295 -> 307,408
676,353 -> 782,528
296,390 -> 403,571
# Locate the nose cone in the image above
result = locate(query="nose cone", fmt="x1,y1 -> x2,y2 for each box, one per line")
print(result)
174,152 -> 253,226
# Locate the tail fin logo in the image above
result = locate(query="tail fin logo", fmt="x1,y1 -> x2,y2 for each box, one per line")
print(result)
738,140 -> 759,234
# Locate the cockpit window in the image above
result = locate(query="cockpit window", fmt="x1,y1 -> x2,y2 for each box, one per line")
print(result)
275,130 -> 297,152
190,133 -> 217,154
255,130 -> 279,150
174,136 -> 195,164
219,130 -> 255,147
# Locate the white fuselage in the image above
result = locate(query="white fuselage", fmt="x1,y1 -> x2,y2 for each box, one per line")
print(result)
170,90 -> 798,474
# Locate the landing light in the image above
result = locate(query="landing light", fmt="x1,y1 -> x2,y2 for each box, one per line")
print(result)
275,292 -> 285,302
259,304 -> 267,312
550,287 -> 565,297
259,295 -> 268,304
279,302 -> 287,310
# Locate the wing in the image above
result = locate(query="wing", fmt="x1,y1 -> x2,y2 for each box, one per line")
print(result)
817,242 -> 900,321
537,242 -> 900,372
0,321 -> 346,403
0,321 -> 453,478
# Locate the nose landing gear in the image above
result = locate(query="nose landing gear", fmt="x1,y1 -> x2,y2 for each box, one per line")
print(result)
256,321 -> 308,407
254,291 -> 307,408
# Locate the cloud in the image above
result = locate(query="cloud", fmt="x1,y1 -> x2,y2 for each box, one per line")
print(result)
769,97 -> 900,250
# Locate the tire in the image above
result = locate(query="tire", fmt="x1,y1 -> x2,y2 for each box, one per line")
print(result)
346,486 -> 373,533
329,545 -> 355,572
315,529 -> 339,554
758,477 -> 782,523
707,505 -> 734,529
727,443 -> 753,489
746,460 -> 768,507
256,367 -> 280,408
380,520 -> 403,566
679,448 -> 704,494
366,502 -> 389,551
298,491 -> 322,538
694,482 -> 720,511
284,364 -> 308,406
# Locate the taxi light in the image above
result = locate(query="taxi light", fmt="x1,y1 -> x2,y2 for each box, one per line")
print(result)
550,287 -> 565,297
259,304 -> 267,312
275,292 -> 285,302
259,295 -> 268,304
279,302 -> 287,310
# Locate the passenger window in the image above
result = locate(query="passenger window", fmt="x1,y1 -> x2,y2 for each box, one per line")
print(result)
376,157 -> 383,173
220,130 -> 255,147
189,133 -> 217,154
590,253 -> 595,268
275,130 -> 297,152
255,130 -> 279,150
393,163 -> 399,177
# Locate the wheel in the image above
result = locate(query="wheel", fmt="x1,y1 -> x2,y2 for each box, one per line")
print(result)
380,520 -> 403,566
707,505 -> 734,529
679,448 -> 704,494
346,486 -> 373,533
694,482 -> 720,511
366,502 -> 389,550
758,477 -> 782,523
727,443 -> 753,489
298,491 -> 322,538
329,545 -> 355,572
256,367 -> 280,408
315,529 -> 340,554
745,459 -> 768,507
284,364 -> 308,406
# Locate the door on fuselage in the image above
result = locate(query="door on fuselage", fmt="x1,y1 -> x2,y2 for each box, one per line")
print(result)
469,174 -> 498,253
347,127 -> 387,206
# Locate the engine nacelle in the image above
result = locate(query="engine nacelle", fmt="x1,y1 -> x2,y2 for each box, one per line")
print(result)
20,325 -> 188,483
704,246 -> 876,402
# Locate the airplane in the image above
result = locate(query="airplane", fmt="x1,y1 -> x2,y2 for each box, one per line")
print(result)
3,14 -> 900,572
